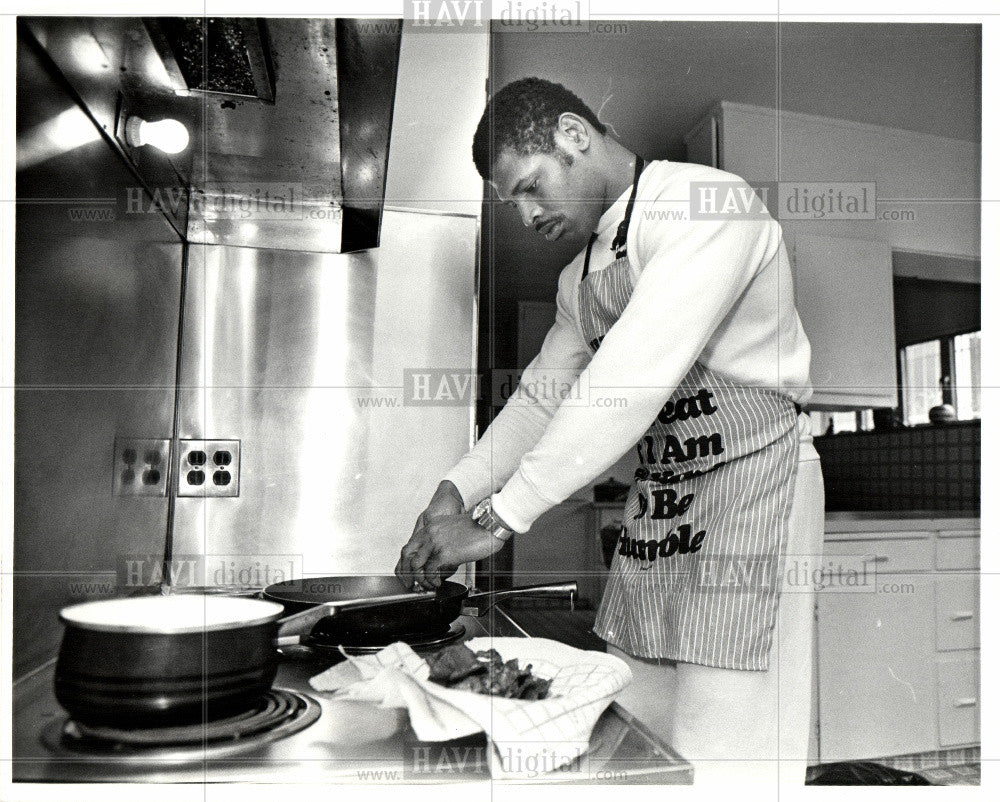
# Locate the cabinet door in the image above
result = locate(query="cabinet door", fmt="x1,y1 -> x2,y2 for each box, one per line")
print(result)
816,572 -> 937,761
935,575 -> 978,651
792,235 -> 897,409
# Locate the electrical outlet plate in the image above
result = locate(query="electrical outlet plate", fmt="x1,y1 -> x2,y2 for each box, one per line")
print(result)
177,439 -> 241,497
114,438 -> 170,496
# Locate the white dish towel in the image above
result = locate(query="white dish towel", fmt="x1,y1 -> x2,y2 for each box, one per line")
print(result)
308,636 -> 632,779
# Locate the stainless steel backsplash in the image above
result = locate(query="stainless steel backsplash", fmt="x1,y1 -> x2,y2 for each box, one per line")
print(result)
171,210 -> 479,581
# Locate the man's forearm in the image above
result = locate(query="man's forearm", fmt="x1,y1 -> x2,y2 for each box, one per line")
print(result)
442,395 -> 556,509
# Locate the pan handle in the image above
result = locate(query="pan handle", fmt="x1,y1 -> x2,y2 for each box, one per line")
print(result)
276,602 -> 342,639
275,591 -> 435,639
462,581 -> 578,616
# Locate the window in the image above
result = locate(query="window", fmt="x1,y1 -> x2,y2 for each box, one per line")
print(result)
899,331 -> 980,425
810,410 -> 874,435
953,331 -> 981,420
900,340 -> 943,425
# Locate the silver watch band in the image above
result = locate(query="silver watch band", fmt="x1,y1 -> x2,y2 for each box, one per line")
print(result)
472,499 -> 514,542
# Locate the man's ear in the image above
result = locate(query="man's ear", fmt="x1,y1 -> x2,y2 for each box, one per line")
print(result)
556,113 -> 591,153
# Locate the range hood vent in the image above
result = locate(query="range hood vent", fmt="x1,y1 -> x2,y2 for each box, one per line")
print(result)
146,18 -> 276,103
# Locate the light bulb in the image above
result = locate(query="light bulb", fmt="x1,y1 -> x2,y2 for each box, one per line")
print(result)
125,116 -> 189,154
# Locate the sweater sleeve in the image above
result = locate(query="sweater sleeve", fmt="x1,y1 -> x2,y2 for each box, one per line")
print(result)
492,175 -> 781,532
443,263 -> 592,509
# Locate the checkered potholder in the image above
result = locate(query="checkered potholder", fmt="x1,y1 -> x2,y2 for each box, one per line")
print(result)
308,637 -> 632,778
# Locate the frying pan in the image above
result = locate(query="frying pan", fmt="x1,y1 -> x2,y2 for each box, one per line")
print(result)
265,575 -> 577,645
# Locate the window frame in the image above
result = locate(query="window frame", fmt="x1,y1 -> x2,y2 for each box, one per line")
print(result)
897,329 -> 980,425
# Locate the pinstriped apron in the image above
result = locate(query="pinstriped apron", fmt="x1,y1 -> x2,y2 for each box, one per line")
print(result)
586,158 -> 800,671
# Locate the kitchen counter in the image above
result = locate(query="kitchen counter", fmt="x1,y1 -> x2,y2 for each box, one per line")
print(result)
12,606 -> 693,785
825,512 -> 978,534
826,510 -> 979,521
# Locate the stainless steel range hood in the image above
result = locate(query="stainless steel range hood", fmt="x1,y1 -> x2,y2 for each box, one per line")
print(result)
23,17 -> 403,253
168,18 -> 403,253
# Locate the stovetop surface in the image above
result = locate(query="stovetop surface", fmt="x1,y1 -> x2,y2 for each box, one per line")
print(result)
12,611 -> 692,784
56,688 -> 321,759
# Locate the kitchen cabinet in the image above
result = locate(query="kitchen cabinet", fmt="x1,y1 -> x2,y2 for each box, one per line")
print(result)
683,101 -> 979,259
791,235 -> 897,408
815,519 -> 979,761
684,101 -> 979,410
936,655 -> 979,748
935,575 -> 978,652
816,565 -> 937,760
384,29 -> 488,216
684,114 -> 718,169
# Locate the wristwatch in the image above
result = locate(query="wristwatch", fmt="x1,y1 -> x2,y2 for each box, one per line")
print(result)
471,498 -> 514,543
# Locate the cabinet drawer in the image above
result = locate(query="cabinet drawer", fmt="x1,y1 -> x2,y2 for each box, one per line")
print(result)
823,536 -> 932,574
936,536 -> 979,571
937,656 -> 979,748
936,577 -> 979,651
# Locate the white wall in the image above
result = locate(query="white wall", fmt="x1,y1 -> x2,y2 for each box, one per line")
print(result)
383,31 -> 489,216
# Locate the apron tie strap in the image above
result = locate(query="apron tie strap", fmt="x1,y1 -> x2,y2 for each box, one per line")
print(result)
581,155 -> 645,282
611,155 -> 645,256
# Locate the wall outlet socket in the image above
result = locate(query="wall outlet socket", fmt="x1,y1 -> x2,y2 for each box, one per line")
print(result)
177,439 -> 241,497
114,438 -> 170,496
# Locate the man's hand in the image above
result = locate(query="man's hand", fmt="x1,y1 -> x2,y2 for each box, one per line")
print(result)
395,512 -> 504,591
421,480 -> 466,522
395,480 -> 469,591
405,481 -> 465,561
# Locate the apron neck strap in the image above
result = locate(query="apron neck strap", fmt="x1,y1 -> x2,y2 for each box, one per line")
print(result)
581,155 -> 645,281
581,233 -> 599,281
612,155 -> 645,254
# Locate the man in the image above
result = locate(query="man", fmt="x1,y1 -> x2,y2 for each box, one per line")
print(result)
396,77 -> 824,784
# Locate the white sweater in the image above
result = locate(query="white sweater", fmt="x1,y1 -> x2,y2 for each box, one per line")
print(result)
445,159 -> 812,533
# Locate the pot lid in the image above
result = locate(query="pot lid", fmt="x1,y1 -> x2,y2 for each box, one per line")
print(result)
59,594 -> 285,634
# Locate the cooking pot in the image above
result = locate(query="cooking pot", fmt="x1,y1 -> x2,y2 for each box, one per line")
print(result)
54,595 -> 287,727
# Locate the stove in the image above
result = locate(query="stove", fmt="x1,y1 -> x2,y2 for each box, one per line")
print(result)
12,612 -> 694,784
51,689 -> 321,762
29,592 -> 466,772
